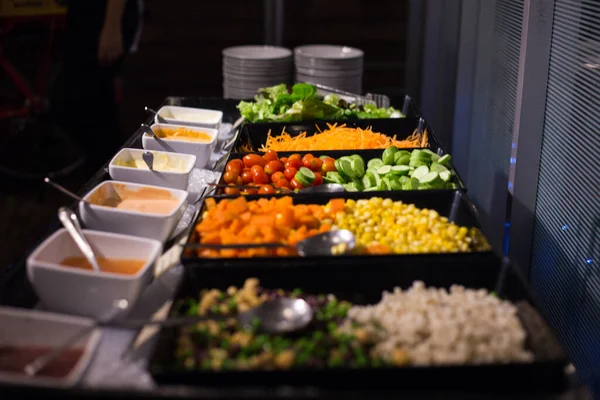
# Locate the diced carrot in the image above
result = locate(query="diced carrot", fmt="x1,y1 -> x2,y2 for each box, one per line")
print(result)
205,197 -> 217,210
328,198 -> 345,214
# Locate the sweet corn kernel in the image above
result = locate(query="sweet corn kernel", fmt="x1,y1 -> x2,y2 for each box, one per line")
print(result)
331,197 -> 490,254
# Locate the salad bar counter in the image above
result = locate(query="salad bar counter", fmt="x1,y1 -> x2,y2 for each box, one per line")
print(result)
0,91 -> 590,399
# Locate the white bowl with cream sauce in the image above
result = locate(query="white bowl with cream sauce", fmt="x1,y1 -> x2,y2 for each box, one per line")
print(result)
109,148 -> 196,190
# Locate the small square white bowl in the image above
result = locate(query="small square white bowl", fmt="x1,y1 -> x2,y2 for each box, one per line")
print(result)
142,123 -> 218,169
0,307 -> 102,387
108,148 -> 196,190
27,229 -> 162,318
79,180 -> 188,243
155,105 -> 223,130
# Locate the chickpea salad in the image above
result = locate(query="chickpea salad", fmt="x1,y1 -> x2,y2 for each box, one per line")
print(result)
172,279 -> 533,372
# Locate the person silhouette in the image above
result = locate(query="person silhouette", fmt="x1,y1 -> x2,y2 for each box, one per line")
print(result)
57,0 -> 143,174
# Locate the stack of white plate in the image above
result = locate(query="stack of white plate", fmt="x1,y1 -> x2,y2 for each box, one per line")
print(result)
294,45 -> 364,94
222,45 -> 293,100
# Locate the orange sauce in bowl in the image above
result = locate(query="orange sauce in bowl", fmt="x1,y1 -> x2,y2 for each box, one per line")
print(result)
152,126 -> 213,143
60,257 -> 146,275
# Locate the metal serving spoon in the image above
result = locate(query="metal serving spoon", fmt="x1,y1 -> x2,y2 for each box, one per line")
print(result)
57,207 -> 101,272
192,229 -> 356,257
142,151 -> 154,170
44,177 -> 86,202
44,177 -> 121,207
119,297 -> 313,334
145,106 -> 167,124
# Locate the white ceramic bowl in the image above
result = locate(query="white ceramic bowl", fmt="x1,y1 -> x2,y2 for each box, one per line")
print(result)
109,148 -> 195,190
0,307 -> 102,387
154,106 -> 223,130
79,180 -> 188,242
27,229 -> 162,318
142,123 -> 218,169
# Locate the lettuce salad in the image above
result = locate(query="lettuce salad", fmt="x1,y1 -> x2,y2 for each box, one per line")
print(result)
237,83 -> 404,123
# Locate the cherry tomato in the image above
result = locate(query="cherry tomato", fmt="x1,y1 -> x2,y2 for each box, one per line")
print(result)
235,176 -> 244,186
279,157 -> 288,164
264,160 -> 283,175
242,187 -> 258,195
307,157 -> 323,172
271,171 -> 285,184
240,170 -> 253,184
226,159 -> 244,174
250,165 -> 264,175
312,172 -> 323,186
223,170 -> 239,184
243,154 -> 266,168
284,167 -> 298,181
253,170 -> 269,185
258,185 -> 276,195
224,185 -> 240,195
288,154 -> 302,162
322,158 -> 337,173
301,154 -> 315,168
285,158 -> 303,170
290,178 -> 304,190
263,150 -> 279,162
275,178 -> 291,189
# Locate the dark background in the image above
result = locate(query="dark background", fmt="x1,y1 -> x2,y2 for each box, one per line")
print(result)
0,0 -> 410,274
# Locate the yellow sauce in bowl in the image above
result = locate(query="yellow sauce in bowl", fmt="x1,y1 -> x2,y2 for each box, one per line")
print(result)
152,126 -> 213,143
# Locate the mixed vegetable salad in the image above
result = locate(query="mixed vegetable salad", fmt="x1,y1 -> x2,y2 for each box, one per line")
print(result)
174,279 -> 383,371
237,83 -> 404,123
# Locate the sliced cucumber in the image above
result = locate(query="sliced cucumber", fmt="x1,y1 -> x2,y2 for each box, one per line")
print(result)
402,177 -> 419,190
418,171 -> 441,185
446,182 -> 459,189
325,171 -> 347,185
367,158 -> 385,170
390,165 -> 411,176
394,153 -> 411,166
399,176 -> 410,185
350,157 -> 365,178
430,162 -> 449,173
389,177 -> 403,191
439,171 -> 451,182
438,154 -> 452,167
364,186 -> 380,192
382,146 -> 399,165
412,165 -> 430,181
377,165 -> 392,175
343,182 -> 360,192
381,177 -> 392,191
350,154 -> 364,164
338,158 -> 356,179
362,172 -> 377,189
373,171 -> 382,188
411,150 -> 431,162
295,167 -> 316,186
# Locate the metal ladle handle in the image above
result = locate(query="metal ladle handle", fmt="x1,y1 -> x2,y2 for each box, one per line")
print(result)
58,207 -> 101,272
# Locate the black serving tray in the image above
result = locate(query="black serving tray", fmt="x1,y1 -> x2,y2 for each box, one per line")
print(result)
214,149 -> 465,196
181,190 -> 493,270
149,258 -> 568,392
233,118 -> 443,154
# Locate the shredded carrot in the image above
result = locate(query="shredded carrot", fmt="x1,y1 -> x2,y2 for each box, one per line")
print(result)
259,123 -> 429,152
